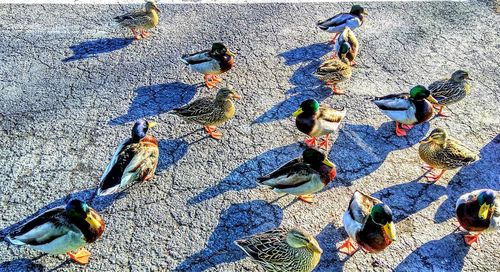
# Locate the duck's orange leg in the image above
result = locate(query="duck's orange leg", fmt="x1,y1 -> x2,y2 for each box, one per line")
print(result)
421,163 -> 434,171
67,248 -> 91,265
204,126 -> 222,139
395,122 -> 407,137
434,105 -> 449,117
140,29 -> 149,38
318,134 -> 331,150
425,169 -> 446,182
304,137 -> 317,147
330,33 -> 339,44
338,238 -> 359,256
327,83 -> 344,95
464,233 -> 481,249
131,29 -> 140,40
204,75 -> 219,89
297,194 -> 314,203
401,124 -> 414,130
212,75 -> 223,83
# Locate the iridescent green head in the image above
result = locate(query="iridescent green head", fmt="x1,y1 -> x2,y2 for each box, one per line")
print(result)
477,190 -> 495,220
350,5 -> 368,16
371,203 -> 396,241
65,199 -> 103,230
211,43 -> 235,57
339,42 -> 351,55
292,99 -> 319,117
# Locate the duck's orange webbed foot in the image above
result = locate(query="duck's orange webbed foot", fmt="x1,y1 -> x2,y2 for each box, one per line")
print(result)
297,194 -> 314,203
204,126 -> 222,140
435,105 -> 449,117
67,248 -> 91,265
350,60 -> 357,66
328,84 -> 344,95
401,124 -> 414,130
318,134 -> 330,150
338,238 -> 359,256
394,122 -> 407,137
464,233 -> 481,249
304,137 -> 317,148
329,33 -> 339,44
140,29 -> 149,38
425,169 -> 446,183
204,75 -> 218,89
212,75 -> 223,83
131,29 -> 140,40
421,163 -> 434,171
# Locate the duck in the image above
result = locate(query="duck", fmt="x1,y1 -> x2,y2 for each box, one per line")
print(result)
181,43 -> 236,89
427,70 -> 473,117
6,199 -> 105,265
314,43 -> 352,94
235,227 -> 322,272
257,148 -> 336,203
418,128 -> 479,182
292,99 -> 346,150
372,85 -> 439,137
114,0 -> 160,40
339,191 -> 396,256
98,119 -> 159,196
456,189 -> 499,249
332,27 -> 359,66
172,87 -> 241,140
317,5 -> 368,44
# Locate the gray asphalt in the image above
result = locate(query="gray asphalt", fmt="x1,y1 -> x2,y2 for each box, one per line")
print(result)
0,1 -> 499,271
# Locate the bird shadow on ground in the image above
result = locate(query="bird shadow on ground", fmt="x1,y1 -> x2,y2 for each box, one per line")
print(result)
315,223 -> 346,271
328,121 -> 430,187
433,135 -> 500,223
109,82 -> 197,126
394,233 -> 470,271
156,139 -> 189,174
62,38 -> 134,62
0,258 -> 46,272
187,142 -> 303,205
173,200 -> 283,272
254,43 -> 333,124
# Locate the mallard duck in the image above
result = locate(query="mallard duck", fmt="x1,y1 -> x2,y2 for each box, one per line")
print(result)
314,43 -> 352,94
317,5 -> 368,44
181,43 -> 236,89
418,128 -> 479,182
257,148 -> 336,203
372,85 -> 439,137
98,119 -> 159,196
456,189 -> 499,249
235,227 -> 322,272
332,27 -> 359,66
7,199 -> 105,265
428,70 -> 473,117
114,0 -> 160,40
292,99 -> 346,150
339,191 -> 396,255
172,87 -> 241,140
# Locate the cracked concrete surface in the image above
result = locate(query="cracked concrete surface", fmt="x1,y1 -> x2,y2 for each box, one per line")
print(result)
0,1 -> 499,271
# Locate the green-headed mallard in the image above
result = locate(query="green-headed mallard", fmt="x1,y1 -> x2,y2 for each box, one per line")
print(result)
372,85 -> 439,137
181,43 -> 236,89
418,128 -> 479,182
257,148 -> 336,203
235,227 -> 322,272
456,189 -> 499,249
333,27 -> 359,66
114,0 -> 160,40
339,191 -> 396,255
314,43 -> 352,94
7,199 -> 105,265
172,87 -> 241,140
428,70 -> 473,117
98,119 -> 159,196
317,5 -> 368,44
292,99 -> 346,150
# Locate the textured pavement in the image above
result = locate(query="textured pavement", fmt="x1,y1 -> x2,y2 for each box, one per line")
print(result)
0,1 -> 499,271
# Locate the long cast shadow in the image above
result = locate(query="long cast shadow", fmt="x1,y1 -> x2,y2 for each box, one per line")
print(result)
315,223 -> 345,271
254,43 -> 333,124
173,200 -> 283,271
433,135 -> 500,223
187,142 -> 303,205
394,233 -> 470,272
63,38 -> 134,62
109,82 -> 197,126
0,258 -> 45,272
156,139 -> 189,174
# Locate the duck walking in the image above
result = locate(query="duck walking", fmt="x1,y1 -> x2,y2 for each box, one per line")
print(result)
181,43 -> 235,89
372,85 -> 438,137
339,191 -> 396,255
235,227 -> 322,272
98,119 -> 159,196
317,5 -> 368,44
456,189 -> 499,249
418,128 -> 479,182
315,43 -> 352,94
428,70 -> 473,117
293,99 -> 346,150
257,148 -> 336,203
114,0 -> 160,40
7,199 -> 105,265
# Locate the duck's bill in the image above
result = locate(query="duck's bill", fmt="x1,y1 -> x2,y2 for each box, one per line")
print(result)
232,94 -> 242,100
363,10 -> 368,15
426,95 -> 439,104
227,50 -> 236,57
478,203 -> 491,220
292,108 -> 303,117
322,158 -> 335,168
147,121 -> 158,128
466,75 -> 473,80
383,222 -> 396,241
307,239 -> 323,254
154,6 -> 161,13
85,212 -> 102,229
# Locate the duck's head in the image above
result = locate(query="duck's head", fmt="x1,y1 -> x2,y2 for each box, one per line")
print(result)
145,0 -> 160,13
371,203 -> 396,241
451,70 -> 472,82
66,199 -> 103,230
286,228 -> 323,254
292,99 -> 319,117
132,119 -> 157,141
420,128 -> 447,144
215,87 -> 241,101
302,148 -> 336,180
410,85 -> 438,103
477,190 -> 495,220
338,42 -> 352,62
211,43 -> 235,57
350,5 -> 368,16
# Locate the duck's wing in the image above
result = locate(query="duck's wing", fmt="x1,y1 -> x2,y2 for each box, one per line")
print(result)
443,139 -> 479,165
349,191 -> 382,224
180,50 -> 212,65
428,79 -> 462,104
315,59 -> 343,74
100,138 -> 131,183
235,228 -> 290,264
172,97 -> 215,119
319,105 -> 346,123
372,93 -> 412,111
317,13 -> 353,29
257,159 -> 317,189
114,10 -> 152,28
